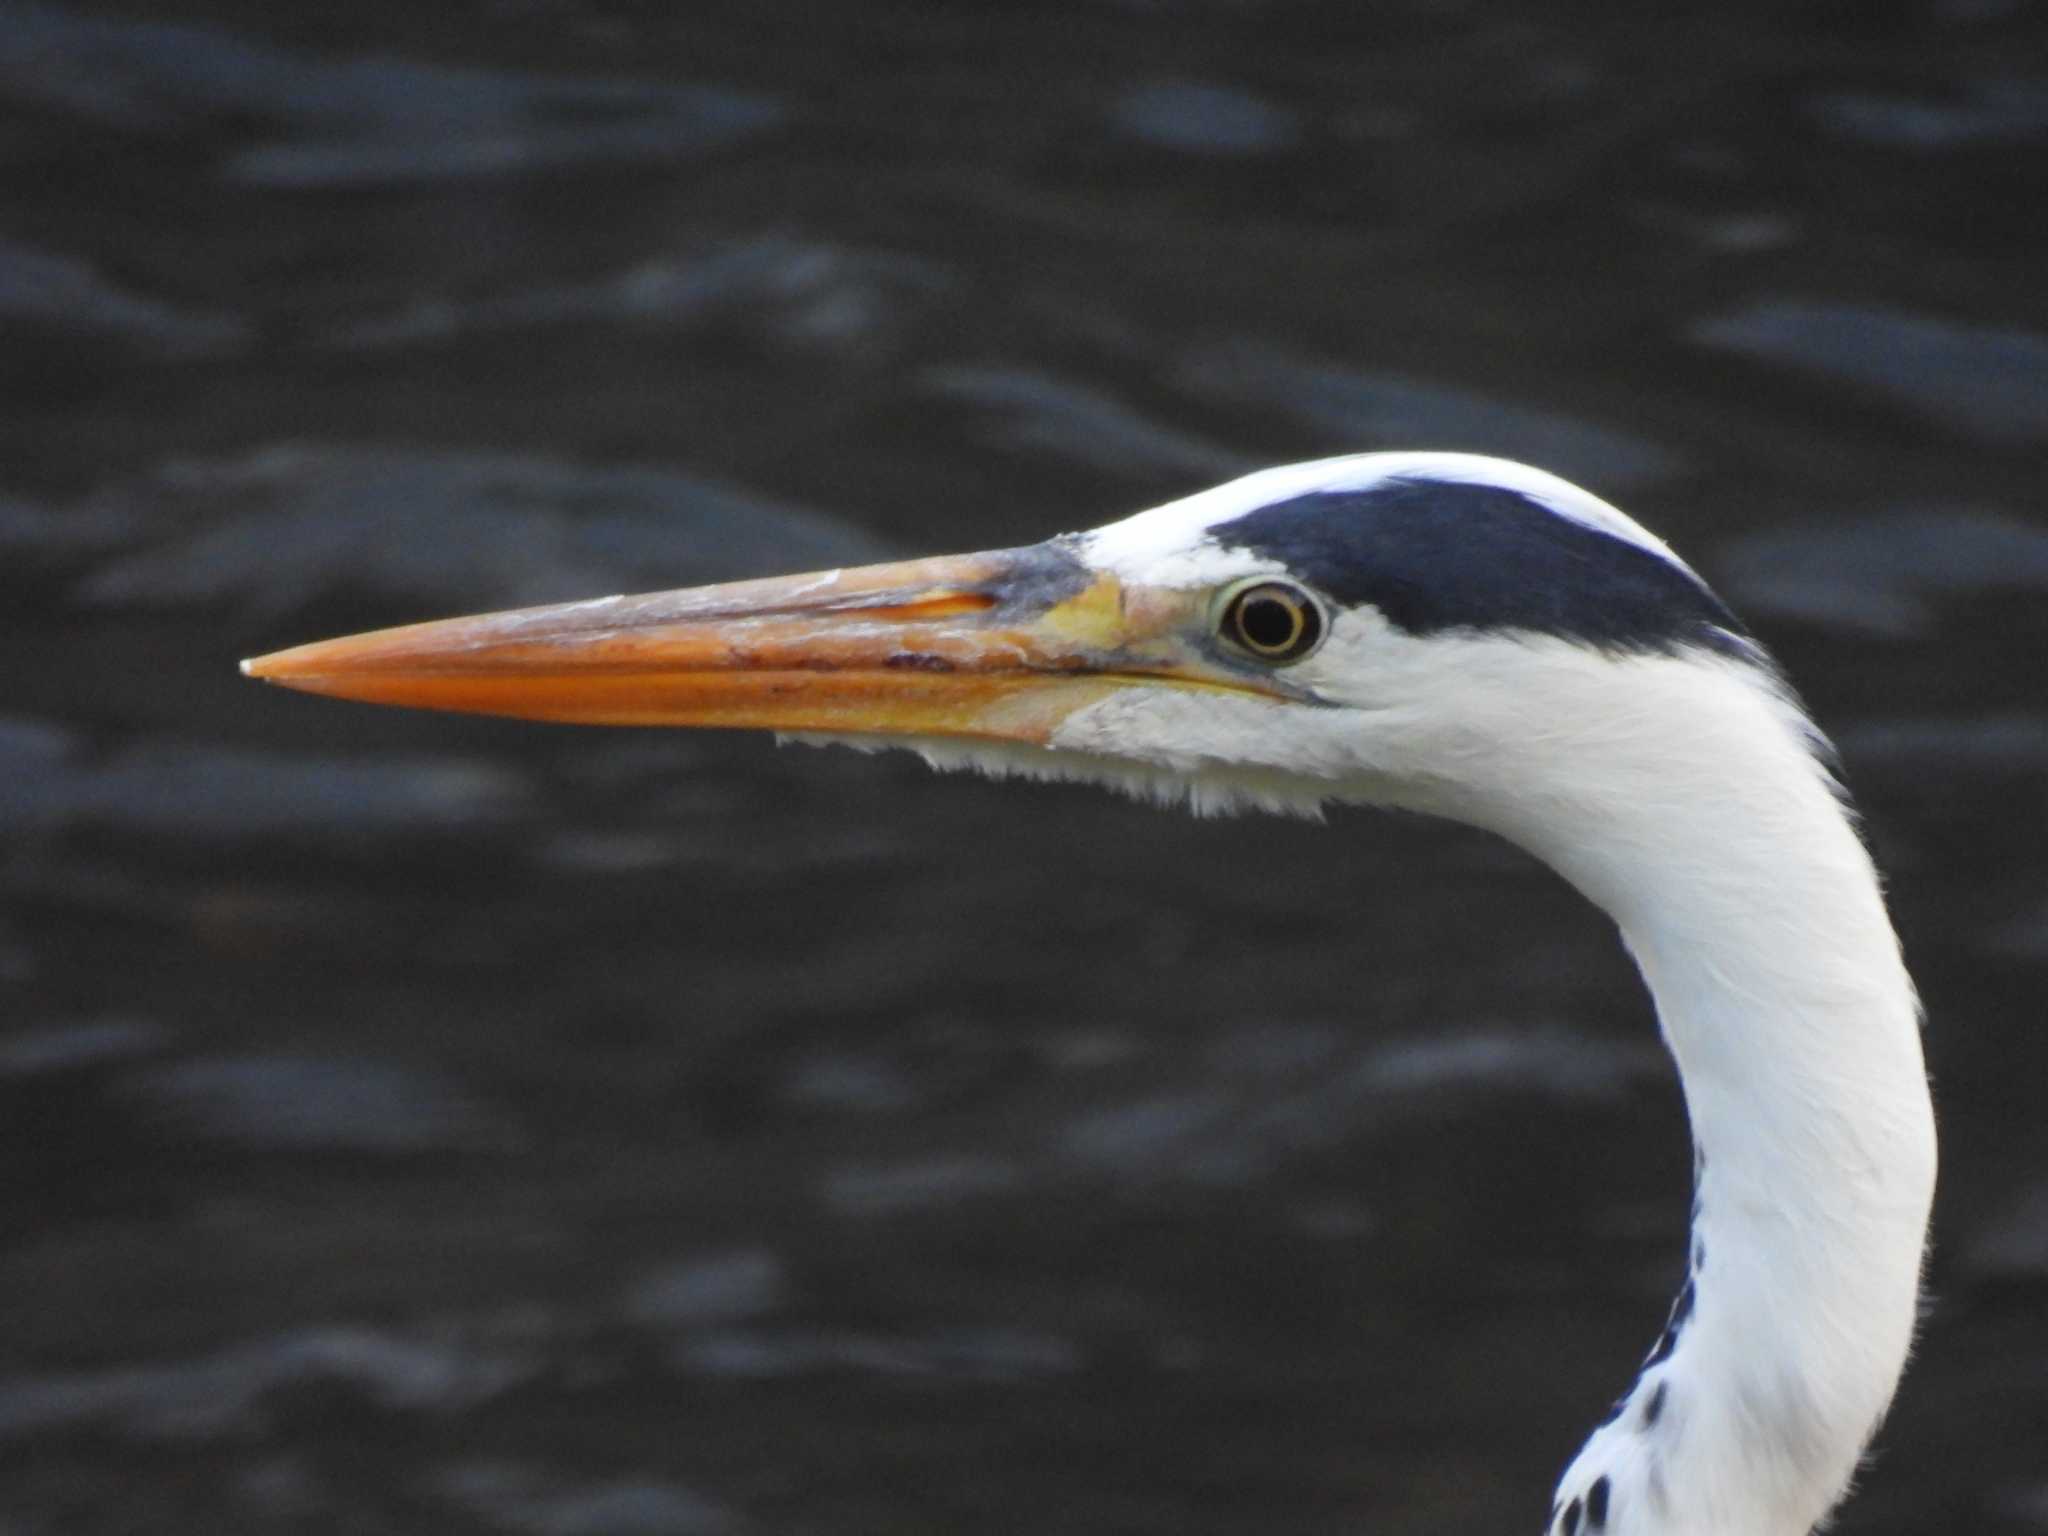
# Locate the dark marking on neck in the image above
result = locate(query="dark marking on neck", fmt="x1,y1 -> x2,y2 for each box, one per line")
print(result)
1207,478 -> 1752,659
1586,1475 -> 1611,1529
1642,1379 -> 1668,1428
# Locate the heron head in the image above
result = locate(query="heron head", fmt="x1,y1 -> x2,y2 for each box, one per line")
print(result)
244,453 -> 1774,827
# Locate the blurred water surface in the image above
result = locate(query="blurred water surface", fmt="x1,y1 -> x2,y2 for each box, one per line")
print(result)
2,2 -> 2046,1532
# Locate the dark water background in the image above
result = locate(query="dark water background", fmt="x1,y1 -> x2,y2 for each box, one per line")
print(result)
3,2 -> 2046,1531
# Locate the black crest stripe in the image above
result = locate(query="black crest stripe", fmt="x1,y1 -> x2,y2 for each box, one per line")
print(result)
1207,478 -> 1750,659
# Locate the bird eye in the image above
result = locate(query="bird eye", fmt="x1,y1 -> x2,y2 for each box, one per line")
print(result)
1219,579 -> 1325,663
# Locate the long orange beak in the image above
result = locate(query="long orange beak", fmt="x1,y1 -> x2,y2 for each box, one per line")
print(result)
242,542 -> 1230,746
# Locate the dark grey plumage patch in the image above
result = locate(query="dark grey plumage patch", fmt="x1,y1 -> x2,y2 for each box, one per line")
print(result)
1642,1379 -> 1668,1428
1206,478 -> 1752,659
1587,1475 -> 1611,1529
1002,537 -> 1097,609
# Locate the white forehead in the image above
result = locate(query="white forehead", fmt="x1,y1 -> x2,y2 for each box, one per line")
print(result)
1080,452 -> 1697,589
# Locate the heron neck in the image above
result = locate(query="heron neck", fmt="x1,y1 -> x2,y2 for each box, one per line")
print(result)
1501,702 -> 1937,1536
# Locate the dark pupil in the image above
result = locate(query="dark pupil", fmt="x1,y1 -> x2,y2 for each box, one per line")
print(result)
1238,592 -> 1300,651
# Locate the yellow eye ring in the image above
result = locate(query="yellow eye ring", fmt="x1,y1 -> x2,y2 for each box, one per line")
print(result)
1218,579 -> 1325,663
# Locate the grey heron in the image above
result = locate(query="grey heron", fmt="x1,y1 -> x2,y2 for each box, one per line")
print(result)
244,452 -> 1937,1536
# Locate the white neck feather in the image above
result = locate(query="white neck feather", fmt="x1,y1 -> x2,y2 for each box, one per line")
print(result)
1420,651 -> 1938,1536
